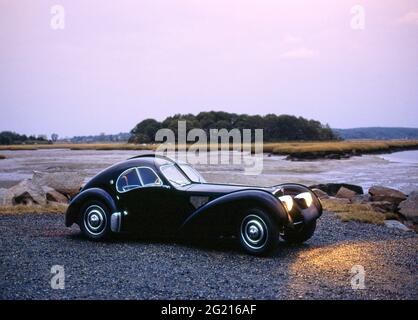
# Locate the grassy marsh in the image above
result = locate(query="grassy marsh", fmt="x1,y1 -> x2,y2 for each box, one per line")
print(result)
0,204 -> 68,215
321,199 -> 398,224
1,140 -> 418,157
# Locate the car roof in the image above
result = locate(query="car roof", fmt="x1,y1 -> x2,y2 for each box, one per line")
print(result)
82,154 -> 184,191
119,154 -> 183,171
128,153 -> 176,163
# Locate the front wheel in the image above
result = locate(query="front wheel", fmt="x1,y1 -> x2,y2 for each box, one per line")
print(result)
239,209 -> 279,256
281,221 -> 317,244
79,200 -> 111,240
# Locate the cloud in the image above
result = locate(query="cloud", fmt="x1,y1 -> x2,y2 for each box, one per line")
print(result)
283,34 -> 302,44
280,47 -> 319,60
397,11 -> 418,25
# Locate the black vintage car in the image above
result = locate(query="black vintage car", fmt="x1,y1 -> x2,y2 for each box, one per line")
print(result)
65,154 -> 322,255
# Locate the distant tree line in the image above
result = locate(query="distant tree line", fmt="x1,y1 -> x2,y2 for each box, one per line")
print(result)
67,132 -> 131,144
129,111 -> 338,143
0,131 -> 51,145
334,127 -> 418,140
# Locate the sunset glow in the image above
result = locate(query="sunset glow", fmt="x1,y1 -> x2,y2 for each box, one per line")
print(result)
1,0 -> 417,136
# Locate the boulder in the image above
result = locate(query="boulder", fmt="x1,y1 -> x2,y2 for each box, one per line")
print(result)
403,221 -> 418,232
8,179 -> 46,205
398,191 -> 418,224
32,171 -> 84,198
368,186 -> 407,206
350,194 -> 371,204
336,187 -> 357,200
312,188 -> 329,199
369,201 -> 396,213
0,188 -> 13,206
42,186 -> 68,204
384,220 -> 411,232
309,183 -> 363,196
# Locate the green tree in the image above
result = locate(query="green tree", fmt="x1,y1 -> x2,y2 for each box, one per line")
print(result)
130,119 -> 162,143
129,111 -> 338,144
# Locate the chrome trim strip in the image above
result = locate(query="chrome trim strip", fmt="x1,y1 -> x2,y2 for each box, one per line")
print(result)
272,187 -> 283,196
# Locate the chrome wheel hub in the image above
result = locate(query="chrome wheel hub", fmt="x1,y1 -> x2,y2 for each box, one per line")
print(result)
248,225 -> 261,240
89,214 -> 100,228
84,205 -> 106,235
240,214 -> 268,250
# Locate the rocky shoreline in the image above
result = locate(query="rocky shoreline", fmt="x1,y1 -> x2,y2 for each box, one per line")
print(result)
285,145 -> 418,161
0,171 -> 83,207
310,183 -> 417,231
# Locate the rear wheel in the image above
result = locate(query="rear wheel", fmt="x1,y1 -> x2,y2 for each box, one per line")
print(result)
281,221 -> 316,244
239,209 -> 279,256
79,200 -> 111,240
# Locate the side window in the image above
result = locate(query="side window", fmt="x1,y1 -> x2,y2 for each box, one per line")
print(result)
117,168 -> 142,192
138,167 -> 161,186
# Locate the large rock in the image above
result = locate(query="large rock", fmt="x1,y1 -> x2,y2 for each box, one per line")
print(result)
312,188 -> 329,199
0,188 -> 13,206
309,183 -> 363,196
336,187 -> 357,200
384,220 -> 411,232
32,171 -> 84,198
398,191 -> 418,224
42,186 -> 68,204
369,201 -> 397,213
350,194 -> 371,204
368,186 -> 407,206
8,179 -> 47,205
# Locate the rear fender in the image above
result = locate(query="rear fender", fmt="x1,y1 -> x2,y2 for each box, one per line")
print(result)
65,188 -> 117,227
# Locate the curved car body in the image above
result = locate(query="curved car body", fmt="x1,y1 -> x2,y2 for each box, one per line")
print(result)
65,154 -> 322,255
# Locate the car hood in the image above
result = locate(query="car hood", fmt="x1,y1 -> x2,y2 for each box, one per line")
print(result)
182,183 -> 275,196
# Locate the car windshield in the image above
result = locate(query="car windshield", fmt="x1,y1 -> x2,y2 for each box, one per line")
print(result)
179,164 -> 206,183
160,164 -> 191,187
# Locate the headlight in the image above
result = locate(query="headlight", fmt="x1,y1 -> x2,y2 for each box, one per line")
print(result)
295,192 -> 313,208
279,195 -> 293,212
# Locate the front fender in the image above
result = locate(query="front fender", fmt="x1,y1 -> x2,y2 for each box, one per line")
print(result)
274,183 -> 323,224
179,189 -> 289,236
65,188 -> 117,227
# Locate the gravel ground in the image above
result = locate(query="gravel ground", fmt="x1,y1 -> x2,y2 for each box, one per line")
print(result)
0,212 -> 417,300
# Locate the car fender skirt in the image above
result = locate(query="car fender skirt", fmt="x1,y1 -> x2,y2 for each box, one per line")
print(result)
65,188 -> 117,227
179,189 -> 288,235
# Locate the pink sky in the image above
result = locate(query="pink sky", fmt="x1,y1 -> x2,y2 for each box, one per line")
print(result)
1,0 -> 417,137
